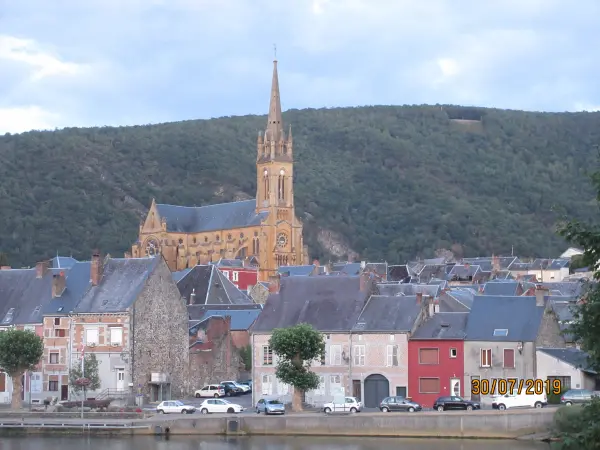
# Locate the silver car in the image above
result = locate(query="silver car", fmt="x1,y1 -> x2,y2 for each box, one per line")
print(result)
256,398 -> 286,415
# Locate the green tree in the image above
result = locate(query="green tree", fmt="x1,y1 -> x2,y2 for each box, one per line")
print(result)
555,164 -> 600,448
0,253 -> 8,267
269,323 -> 325,412
69,353 -> 101,399
239,344 -> 252,371
0,329 -> 44,409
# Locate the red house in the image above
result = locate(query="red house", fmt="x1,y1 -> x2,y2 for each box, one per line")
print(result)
408,312 -> 469,408
214,259 -> 258,292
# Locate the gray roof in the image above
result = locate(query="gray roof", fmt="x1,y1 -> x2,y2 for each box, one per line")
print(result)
550,300 -> 577,342
417,265 -> 447,283
0,268 -> 57,325
423,258 -> 446,265
252,275 -> 373,333
530,258 -> 570,270
449,264 -> 481,279
156,199 -> 268,233
74,257 -> 161,313
176,265 -> 253,305
213,259 -> 245,268
510,262 -> 532,271
187,306 -> 262,330
172,268 -> 193,283
278,265 -> 320,277
539,282 -> 584,297
411,312 -> 469,340
483,280 -> 520,296
51,256 -> 79,269
364,262 -> 388,277
439,289 -> 476,312
377,283 -> 441,298
538,348 -> 596,374
354,295 -> 422,332
465,295 -> 544,342
43,262 -> 93,315
330,262 -> 362,275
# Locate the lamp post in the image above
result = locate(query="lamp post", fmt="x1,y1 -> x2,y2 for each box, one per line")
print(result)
80,345 -> 85,419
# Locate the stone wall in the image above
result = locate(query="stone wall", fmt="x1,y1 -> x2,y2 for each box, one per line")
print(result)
132,258 -> 190,399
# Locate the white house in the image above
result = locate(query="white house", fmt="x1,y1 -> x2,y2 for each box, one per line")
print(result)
537,348 -> 599,391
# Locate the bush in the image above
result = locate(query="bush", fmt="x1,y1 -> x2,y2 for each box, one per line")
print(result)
548,388 -> 568,405
554,405 -> 584,433
553,398 -> 600,449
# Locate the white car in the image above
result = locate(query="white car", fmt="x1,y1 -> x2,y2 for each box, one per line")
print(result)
195,384 -> 226,398
222,380 -> 251,393
323,396 -> 362,413
492,392 -> 547,410
156,400 -> 196,414
199,398 -> 245,414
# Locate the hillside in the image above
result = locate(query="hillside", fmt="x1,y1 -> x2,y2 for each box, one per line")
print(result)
0,105 -> 599,268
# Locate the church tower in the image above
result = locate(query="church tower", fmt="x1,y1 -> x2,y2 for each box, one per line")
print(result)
256,59 -> 304,278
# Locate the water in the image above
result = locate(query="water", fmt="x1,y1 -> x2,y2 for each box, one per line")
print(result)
0,436 -> 550,450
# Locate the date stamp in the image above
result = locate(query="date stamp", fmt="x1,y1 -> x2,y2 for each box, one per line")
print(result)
471,378 -> 562,396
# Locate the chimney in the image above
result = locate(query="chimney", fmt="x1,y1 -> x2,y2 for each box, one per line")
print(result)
52,272 -> 66,298
535,285 -> 549,307
91,250 -> 104,286
36,260 -> 50,278
416,292 -> 423,304
360,261 -> 366,270
268,274 -> 280,293
189,288 -> 196,305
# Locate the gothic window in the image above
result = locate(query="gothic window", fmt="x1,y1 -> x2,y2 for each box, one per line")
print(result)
145,238 -> 160,256
193,237 -> 197,244
227,233 -> 232,240
252,237 -> 260,255
278,169 -> 285,201
216,235 -> 220,241
263,169 -> 269,201
254,231 -> 259,237
239,247 -> 247,258
178,238 -> 183,244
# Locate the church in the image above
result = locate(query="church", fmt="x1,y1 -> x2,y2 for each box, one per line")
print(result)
127,59 -> 307,281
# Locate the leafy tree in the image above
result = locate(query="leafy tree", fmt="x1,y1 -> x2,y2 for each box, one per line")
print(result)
239,345 -> 252,371
269,323 -> 325,412
554,162 -> 600,448
0,329 -> 44,409
69,353 -> 101,399
0,252 -> 8,266
569,254 -> 588,273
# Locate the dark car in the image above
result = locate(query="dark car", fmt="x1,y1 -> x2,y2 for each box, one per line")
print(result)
433,396 -> 480,411
561,389 -> 600,406
220,382 -> 243,396
379,396 -> 422,412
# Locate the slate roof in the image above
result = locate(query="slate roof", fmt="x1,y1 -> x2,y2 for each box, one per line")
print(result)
156,200 -> 268,233
417,265 -> 447,283
530,258 -> 570,270
438,289 -> 475,312
74,257 -> 161,313
187,306 -> 262,330
43,262 -> 93,315
424,257 -> 447,265
411,312 -> 469,340
51,256 -> 79,269
465,296 -> 544,342
449,264 -> 481,279
0,268 -> 58,325
510,262 -> 532,271
365,262 -> 388,278
278,265 -> 324,277
330,262 -> 362,275
538,348 -> 596,374
354,295 -> 422,332
387,265 -> 410,282
172,268 -> 193,283
252,275 -> 372,332
377,283 -> 441,298
461,258 -> 492,271
539,282 -> 584,297
483,280 -> 520,296
176,265 -> 253,305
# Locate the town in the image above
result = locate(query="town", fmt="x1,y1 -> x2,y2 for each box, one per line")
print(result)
0,60 -> 595,416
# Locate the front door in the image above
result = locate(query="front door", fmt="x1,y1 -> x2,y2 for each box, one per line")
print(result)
352,380 -> 361,400
470,376 -> 480,401
116,369 -> 125,391
61,384 -> 68,400
450,378 -> 461,397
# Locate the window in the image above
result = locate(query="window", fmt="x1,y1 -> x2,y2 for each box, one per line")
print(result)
353,345 -> 365,366
232,271 -> 239,282
278,381 -> 289,395
262,346 -> 273,365
329,344 -> 342,365
85,328 -> 99,345
315,376 -> 325,395
419,378 -> 440,394
419,348 -> 439,365
480,349 -> 492,367
493,329 -> 508,337
222,270 -> 229,279
110,327 -> 123,345
54,318 -> 60,326
48,381 -> 59,391
49,352 -> 59,364
450,348 -> 458,358
548,376 -> 571,391
23,325 -> 35,332
503,349 -> 515,368
261,375 -> 272,395
386,345 -> 399,367
330,375 -> 342,395
54,329 -> 66,337
389,334 -> 395,341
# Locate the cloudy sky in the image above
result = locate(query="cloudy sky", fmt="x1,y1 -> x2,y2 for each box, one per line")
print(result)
1,0 -> 598,134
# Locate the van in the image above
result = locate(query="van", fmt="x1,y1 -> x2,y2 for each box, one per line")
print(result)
491,392 -> 547,410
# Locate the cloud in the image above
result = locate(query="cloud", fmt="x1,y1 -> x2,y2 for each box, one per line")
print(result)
0,106 -> 60,134
0,0 -> 599,134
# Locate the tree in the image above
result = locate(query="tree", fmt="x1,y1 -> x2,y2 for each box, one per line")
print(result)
269,323 -> 325,412
69,353 -> 101,399
239,345 -> 252,371
0,252 -> 8,267
555,163 -> 600,448
0,329 -> 44,409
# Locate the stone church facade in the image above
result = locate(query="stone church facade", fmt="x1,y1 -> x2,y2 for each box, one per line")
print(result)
128,60 -> 307,281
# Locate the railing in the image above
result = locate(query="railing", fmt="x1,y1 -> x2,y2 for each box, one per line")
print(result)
95,389 -> 129,400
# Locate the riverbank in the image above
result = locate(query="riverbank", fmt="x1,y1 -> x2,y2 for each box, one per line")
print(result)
0,408 -> 555,439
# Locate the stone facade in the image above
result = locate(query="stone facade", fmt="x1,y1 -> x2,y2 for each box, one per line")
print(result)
248,283 -> 269,304
132,259 -> 190,401
41,316 -> 70,401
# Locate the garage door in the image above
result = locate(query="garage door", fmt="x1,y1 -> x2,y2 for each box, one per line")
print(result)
364,374 -> 390,408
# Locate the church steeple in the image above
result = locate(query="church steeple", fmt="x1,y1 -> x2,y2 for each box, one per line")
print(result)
266,60 -> 283,142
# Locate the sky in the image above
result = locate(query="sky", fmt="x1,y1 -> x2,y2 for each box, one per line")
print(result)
1,0 -> 599,134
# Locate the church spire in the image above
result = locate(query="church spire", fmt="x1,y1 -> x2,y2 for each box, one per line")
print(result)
266,59 -> 283,142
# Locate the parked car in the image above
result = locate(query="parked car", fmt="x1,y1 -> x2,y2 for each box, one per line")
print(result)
561,389 -> 600,406
199,398 -> 244,414
256,398 -> 285,415
222,380 -> 251,394
156,400 -> 196,414
323,396 -> 362,413
220,381 -> 245,396
238,380 -> 253,391
194,384 -> 226,398
379,396 -> 422,412
433,396 -> 480,411
492,392 -> 547,410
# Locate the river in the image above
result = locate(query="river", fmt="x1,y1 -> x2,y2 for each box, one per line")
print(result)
0,436 -> 551,450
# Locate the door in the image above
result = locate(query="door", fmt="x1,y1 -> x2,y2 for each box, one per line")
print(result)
396,386 -> 407,398
450,378 -> 461,397
0,372 -> 5,392
470,376 -> 480,401
352,380 -> 361,400
116,369 -> 125,391
61,384 -> 68,401
364,374 -> 390,408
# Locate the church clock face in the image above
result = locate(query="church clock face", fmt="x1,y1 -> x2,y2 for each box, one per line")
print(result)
145,238 -> 160,256
277,233 -> 288,248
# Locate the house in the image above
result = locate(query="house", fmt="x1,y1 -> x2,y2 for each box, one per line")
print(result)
408,312 -> 469,407
278,263 -> 325,277
250,273 -> 376,407
211,258 -> 258,292
508,262 -> 532,278
448,264 -> 483,285
560,248 -> 584,260
463,288 -> 566,404
528,259 -> 570,282
537,348 -> 600,391
482,280 -> 524,296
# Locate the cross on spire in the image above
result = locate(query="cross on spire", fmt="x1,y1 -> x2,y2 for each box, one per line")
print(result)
273,44 -> 277,61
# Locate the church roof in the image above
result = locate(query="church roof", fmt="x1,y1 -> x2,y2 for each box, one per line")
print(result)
156,199 -> 268,233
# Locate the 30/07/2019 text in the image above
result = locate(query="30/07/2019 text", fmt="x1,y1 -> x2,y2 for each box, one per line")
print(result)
471,378 -> 561,396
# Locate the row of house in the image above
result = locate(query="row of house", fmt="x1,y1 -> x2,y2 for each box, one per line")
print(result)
250,271 -> 596,409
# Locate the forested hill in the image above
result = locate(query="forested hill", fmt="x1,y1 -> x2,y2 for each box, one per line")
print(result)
0,105 -> 599,268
